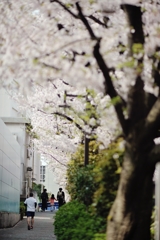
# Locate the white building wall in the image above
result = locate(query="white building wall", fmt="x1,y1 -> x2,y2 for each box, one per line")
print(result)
0,119 -> 29,196
33,149 -> 41,184
40,161 -> 59,198
0,89 -> 41,199
0,118 -> 20,213
44,166 -> 59,196
0,89 -> 21,118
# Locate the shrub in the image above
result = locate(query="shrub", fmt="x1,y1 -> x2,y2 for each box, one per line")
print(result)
54,201 -> 101,240
68,164 -> 97,206
66,139 -> 124,232
93,139 -> 124,220
94,233 -> 106,240
19,201 -> 26,214
66,141 -> 101,205
150,207 -> 155,240
32,182 -> 43,199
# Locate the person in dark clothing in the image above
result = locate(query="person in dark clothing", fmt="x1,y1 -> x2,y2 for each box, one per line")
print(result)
41,189 -> 48,211
57,188 -> 65,208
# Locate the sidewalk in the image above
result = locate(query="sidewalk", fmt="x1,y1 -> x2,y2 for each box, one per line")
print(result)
0,211 -> 57,240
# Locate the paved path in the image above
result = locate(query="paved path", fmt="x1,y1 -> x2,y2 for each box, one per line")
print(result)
0,211 -> 57,240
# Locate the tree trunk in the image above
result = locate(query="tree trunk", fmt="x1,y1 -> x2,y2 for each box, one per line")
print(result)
107,139 -> 155,240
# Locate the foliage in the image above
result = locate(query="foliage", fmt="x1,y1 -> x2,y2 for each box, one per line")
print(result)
69,165 -> 96,206
150,207 -> 155,240
19,201 -> 26,214
26,123 -> 39,139
66,139 -> 124,231
93,139 -> 124,220
66,140 -> 100,206
54,200 -> 102,240
94,233 -> 106,240
32,182 -> 42,200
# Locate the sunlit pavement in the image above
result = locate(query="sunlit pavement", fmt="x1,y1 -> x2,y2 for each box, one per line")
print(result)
0,211 -> 57,240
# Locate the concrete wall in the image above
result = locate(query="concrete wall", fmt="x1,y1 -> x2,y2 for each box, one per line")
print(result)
40,162 -> 59,199
1,119 -> 41,198
0,212 -> 20,228
0,89 -> 29,196
0,118 -> 30,196
0,118 -> 21,227
0,89 -> 22,118
0,88 -> 41,195
33,149 -> 41,184
0,89 -> 41,227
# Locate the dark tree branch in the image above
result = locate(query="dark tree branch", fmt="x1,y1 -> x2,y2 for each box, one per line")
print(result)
151,47 -> 160,94
76,3 -> 127,134
50,1 -> 127,134
50,0 -> 78,19
65,93 -> 85,98
61,80 -> 69,85
120,4 -> 147,134
48,79 -> 58,89
40,61 -> 60,71
127,76 -> 146,126
88,15 -> 107,28
45,101 -> 55,104
121,4 -> 144,72
148,144 -> 160,166
37,38 -> 88,59
76,2 -> 99,40
37,109 -> 89,134
53,111 -> 90,134
93,40 -> 127,135
153,61 -> 160,94
41,151 -> 67,167
121,4 -> 144,48
58,104 -> 71,108
142,97 -> 160,141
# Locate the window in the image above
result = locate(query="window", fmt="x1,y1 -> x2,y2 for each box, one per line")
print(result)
40,166 -> 46,182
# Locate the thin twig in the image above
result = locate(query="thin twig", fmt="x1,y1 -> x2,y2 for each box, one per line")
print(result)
50,0 -> 78,19
88,15 -> 107,28
42,151 -> 67,167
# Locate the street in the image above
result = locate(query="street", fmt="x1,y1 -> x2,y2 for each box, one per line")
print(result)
0,211 -> 57,240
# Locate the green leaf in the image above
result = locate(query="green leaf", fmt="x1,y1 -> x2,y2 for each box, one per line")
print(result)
110,96 -> 122,106
132,43 -> 144,54
33,58 -> 38,65
118,59 -> 136,69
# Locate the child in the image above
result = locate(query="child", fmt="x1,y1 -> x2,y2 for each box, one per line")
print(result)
50,194 -> 57,212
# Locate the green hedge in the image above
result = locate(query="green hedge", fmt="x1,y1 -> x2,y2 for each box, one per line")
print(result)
94,233 -> 106,240
66,139 -> 124,232
54,201 -> 102,240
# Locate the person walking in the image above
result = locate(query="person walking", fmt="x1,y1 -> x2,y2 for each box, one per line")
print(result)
50,194 -> 57,212
57,188 -> 65,208
24,192 -> 37,230
41,189 -> 48,211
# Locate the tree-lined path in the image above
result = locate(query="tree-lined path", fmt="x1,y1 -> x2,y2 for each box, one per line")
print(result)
0,212 -> 56,240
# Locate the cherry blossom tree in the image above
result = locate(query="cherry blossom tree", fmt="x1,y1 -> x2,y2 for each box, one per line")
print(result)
1,0 -> 160,239
15,79 -> 117,189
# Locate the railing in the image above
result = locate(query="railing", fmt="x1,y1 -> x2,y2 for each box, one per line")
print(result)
38,202 -> 59,211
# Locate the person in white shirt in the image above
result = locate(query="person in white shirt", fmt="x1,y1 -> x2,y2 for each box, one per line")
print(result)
24,192 -> 37,230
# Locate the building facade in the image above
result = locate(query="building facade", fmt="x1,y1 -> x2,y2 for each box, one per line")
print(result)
40,160 -> 59,199
0,118 -> 21,227
0,89 -> 41,227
